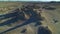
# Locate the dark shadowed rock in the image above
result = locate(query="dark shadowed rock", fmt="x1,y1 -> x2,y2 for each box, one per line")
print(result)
34,21 -> 42,26
21,29 -> 26,33
53,19 -> 58,23
37,27 -> 52,34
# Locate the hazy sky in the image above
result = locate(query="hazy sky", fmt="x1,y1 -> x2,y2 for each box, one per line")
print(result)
0,0 -> 60,2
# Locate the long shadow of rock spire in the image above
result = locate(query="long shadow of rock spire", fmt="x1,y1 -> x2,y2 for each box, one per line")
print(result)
0,8 -> 42,34
0,8 -> 19,20
0,8 -> 26,26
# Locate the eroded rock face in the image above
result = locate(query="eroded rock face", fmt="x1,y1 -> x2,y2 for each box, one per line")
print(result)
42,6 -> 56,10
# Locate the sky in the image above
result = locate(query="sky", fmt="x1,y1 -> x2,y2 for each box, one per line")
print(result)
0,0 -> 60,2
